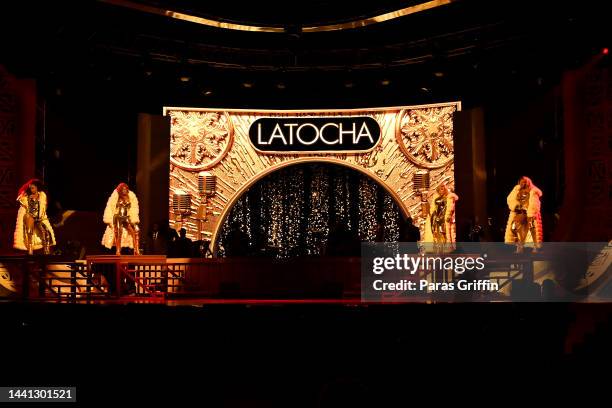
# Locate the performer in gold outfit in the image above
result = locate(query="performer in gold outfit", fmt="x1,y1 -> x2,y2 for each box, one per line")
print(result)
423,183 -> 459,252
505,176 -> 543,253
102,183 -> 140,255
13,179 -> 56,255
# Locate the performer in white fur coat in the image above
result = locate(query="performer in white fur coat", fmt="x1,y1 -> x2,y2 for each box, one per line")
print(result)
423,183 -> 458,252
505,176 -> 543,251
101,183 -> 140,255
14,179 -> 56,255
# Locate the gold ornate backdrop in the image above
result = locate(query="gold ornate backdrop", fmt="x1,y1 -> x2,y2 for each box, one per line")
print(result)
164,102 -> 460,251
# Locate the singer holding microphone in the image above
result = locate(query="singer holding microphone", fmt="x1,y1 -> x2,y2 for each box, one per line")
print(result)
102,183 -> 140,255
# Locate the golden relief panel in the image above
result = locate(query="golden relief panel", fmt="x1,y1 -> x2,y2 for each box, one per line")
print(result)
396,106 -> 456,169
165,103 -> 460,250
169,111 -> 234,170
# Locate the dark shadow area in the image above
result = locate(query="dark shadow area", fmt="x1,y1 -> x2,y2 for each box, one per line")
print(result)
1,301 -> 609,405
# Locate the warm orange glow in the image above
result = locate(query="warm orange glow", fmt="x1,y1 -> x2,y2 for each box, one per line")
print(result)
99,0 -> 455,33
164,103 -> 460,249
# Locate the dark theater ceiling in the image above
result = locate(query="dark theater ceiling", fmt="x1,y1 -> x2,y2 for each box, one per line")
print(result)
0,0 -> 608,108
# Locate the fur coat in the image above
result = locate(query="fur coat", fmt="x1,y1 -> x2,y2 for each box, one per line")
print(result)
13,191 -> 56,250
101,190 -> 140,249
504,180 -> 543,244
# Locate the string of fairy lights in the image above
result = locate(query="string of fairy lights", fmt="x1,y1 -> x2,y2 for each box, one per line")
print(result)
305,166 -> 330,256
383,194 -> 400,242
218,163 -> 400,258
332,171 -> 352,230
358,177 -> 378,242
283,168 -> 305,257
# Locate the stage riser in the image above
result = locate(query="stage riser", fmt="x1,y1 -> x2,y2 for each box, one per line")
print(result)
1,255 -> 553,300
177,261 -> 360,298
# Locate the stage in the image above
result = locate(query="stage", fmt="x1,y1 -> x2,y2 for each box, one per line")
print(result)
2,3 -> 611,404
0,250 -> 596,303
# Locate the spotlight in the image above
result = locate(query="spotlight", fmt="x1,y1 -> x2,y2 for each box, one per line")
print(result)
276,82 -> 286,90
242,82 -> 254,88
344,80 -> 354,88
179,75 -> 191,83
380,79 -> 391,86
420,87 -> 431,93
201,89 -> 213,96
433,71 -> 444,78
603,48 -> 609,55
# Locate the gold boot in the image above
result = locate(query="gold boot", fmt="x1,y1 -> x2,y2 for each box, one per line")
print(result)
24,230 -> 34,256
42,229 -> 50,255
133,233 -> 140,255
114,233 -> 122,256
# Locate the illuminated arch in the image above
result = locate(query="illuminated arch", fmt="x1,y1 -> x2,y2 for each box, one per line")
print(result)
211,157 -> 410,252
165,103 -> 460,256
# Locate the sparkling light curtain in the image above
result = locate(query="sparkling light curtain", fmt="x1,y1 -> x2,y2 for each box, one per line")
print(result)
218,163 -> 400,258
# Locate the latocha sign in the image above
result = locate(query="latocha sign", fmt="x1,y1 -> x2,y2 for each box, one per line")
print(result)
249,116 -> 381,152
